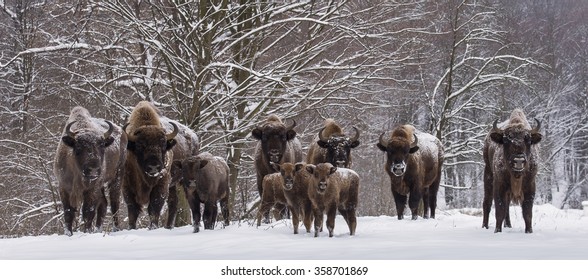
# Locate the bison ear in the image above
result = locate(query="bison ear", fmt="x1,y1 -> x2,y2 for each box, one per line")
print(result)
286,129 -> 296,141
350,140 -> 360,148
270,162 -> 280,172
166,139 -> 177,150
317,140 -> 329,148
295,163 -> 305,172
305,165 -> 315,174
251,128 -> 263,140
127,140 -> 136,152
490,131 -> 504,144
61,136 -> 76,148
199,160 -> 209,169
409,146 -> 419,154
376,143 -> 387,152
104,137 -> 115,147
329,166 -> 337,175
530,132 -> 542,144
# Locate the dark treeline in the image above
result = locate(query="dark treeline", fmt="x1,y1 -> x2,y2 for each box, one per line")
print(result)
1,0 -> 586,237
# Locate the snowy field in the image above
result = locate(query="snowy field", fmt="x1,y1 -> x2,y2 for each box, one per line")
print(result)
1,204 -> 587,278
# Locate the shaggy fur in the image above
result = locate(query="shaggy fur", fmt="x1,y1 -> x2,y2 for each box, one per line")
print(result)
172,152 -> 229,233
306,119 -> 360,168
54,106 -> 127,236
306,163 -> 359,237
377,125 -> 444,220
482,109 -> 542,233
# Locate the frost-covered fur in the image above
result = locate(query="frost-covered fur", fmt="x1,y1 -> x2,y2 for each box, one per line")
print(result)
306,118 -> 360,168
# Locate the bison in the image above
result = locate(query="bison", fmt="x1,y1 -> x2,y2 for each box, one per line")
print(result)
306,163 -> 359,237
258,162 -> 314,234
53,106 -> 127,236
172,152 -> 230,233
252,114 -> 303,219
122,101 -> 179,230
306,118 -> 360,168
256,171 -> 289,227
377,125 -> 444,220
482,109 -> 542,233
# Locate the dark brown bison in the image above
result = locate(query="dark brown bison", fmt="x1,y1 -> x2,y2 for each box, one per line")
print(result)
172,152 -> 229,233
161,115 -> 200,228
482,109 -> 542,233
122,101 -> 179,230
252,115 -> 303,219
306,163 -> 359,237
377,125 -> 444,220
54,106 -> 127,236
306,118 -> 360,168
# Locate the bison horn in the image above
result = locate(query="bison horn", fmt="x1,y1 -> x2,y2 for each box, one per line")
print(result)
167,122 -> 179,140
104,121 -> 114,139
65,121 -> 77,138
492,119 -> 502,132
531,118 -> 541,133
378,132 -> 388,148
318,127 -> 329,142
350,126 -> 360,142
286,119 -> 297,131
411,134 -> 418,148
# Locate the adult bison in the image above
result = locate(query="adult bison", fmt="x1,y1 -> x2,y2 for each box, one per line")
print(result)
482,109 -> 542,233
54,106 -> 127,236
122,101 -> 179,230
306,118 -> 360,168
252,114 -> 303,198
377,125 -> 444,220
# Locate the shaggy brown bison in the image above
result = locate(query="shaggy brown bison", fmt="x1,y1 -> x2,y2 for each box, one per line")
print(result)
252,115 -> 303,220
306,163 -> 359,237
256,171 -> 288,227
172,152 -> 229,233
482,109 -> 542,233
54,106 -> 127,236
306,119 -> 360,168
377,125 -> 443,220
122,101 -> 179,230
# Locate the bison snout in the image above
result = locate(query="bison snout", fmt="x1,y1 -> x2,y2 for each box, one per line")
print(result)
511,155 -> 527,172
268,149 -> 282,163
145,163 -> 164,177
317,181 -> 328,193
335,160 -> 347,167
82,166 -> 101,180
284,179 -> 294,190
391,162 -> 406,176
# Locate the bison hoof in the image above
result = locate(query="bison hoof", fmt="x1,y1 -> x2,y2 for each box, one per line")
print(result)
494,228 -> 502,233
411,215 -> 418,220
148,223 -> 158,230
397,215 -> 403,220
64,229 -> 73,237
193,226 -> 200,233
525,228 -> 533,234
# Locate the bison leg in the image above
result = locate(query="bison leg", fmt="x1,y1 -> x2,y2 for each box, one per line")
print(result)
126,201 -> 141,230
493,191 -> 509,233
187,192 -> 201,233
94,188 -> 108,233
522,191 -> 535,233
339,204 -> 357,236
81,190 -> 99,233
108,181 -> 121,232
289,206 -> 300,234
302,200 -> 313,233
504,200 -> 512,228
422,187 -> 430,219
391,190 -> 407,220
313,207 -> 323,237
203,201 -> 217,230
326,204 -> 337,238
147,187 -> 166,230
165,184 -> 178,229
61,192 -> 76,236
482,163 -> 493,229
408,188 -> 422,220
220,195 -> 230,227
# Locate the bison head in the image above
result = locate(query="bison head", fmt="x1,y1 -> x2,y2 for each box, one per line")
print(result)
490,119 -> 542,177
173,156 -> 208,190
317,127 -> 360,167
252,119 -> 297,164
377,132 -> 419,177
271,162 -> 296,191
306,163 -> 337,195
125,122 -> 178,178
61,121 -> 115,181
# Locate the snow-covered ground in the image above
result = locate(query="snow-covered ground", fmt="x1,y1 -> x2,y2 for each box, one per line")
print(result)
1,204 -> 587,278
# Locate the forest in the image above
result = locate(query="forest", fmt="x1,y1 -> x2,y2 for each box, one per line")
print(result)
1,0 -> 587,237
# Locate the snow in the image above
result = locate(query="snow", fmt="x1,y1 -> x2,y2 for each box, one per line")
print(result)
1,204 -> 587,278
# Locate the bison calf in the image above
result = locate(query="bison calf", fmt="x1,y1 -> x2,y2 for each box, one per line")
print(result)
172,152 -> 230,233
306,163 -> 359,237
